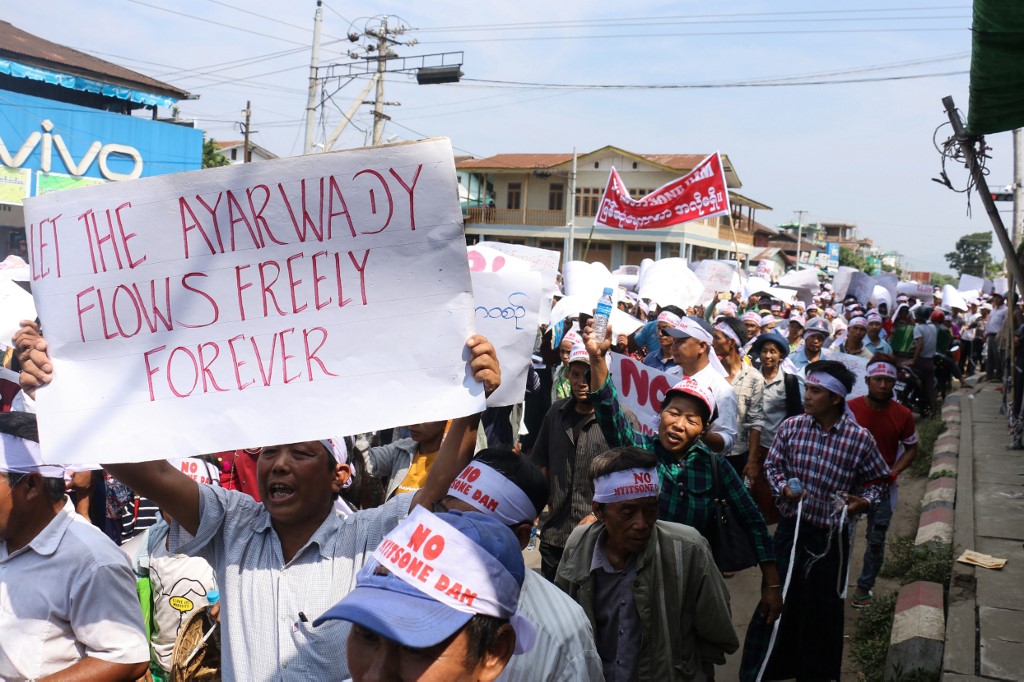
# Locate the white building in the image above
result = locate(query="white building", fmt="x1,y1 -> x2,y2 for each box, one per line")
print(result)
456,145 -> 768,269
214,140 -> 277,164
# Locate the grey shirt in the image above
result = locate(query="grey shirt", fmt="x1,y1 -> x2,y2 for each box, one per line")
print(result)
170,486 -> 410,680
914,322 -> 938,358
591,530 -> 640,682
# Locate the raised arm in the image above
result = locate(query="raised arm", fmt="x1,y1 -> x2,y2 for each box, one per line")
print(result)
411,334 -> 499,509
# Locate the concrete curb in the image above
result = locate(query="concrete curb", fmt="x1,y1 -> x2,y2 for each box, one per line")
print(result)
885,580 -> 946,680
916,393 -> 960,550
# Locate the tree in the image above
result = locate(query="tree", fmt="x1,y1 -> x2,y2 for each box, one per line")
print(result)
929,272 -> 958,288
944,232 -> 992,277
202,136 -> 231,168
839,246 -> 868,272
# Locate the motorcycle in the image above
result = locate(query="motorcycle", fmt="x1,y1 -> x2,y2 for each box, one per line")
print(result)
934,348 -> 960,401
895,363 -> 931,417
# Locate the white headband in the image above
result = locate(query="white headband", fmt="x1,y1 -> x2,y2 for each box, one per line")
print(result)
372,506 -> 537,653
848,316 -> 868,329
657,311 -> 682,327
321,438 -> 355,489
593,467 -> 660,503
448,461 -> 538,526
866,312 -> 883,323
672,318 -> 728,377
0,433 -> 64,477
866,362 -> 898,379
806,371 -> 849,397
714,322 -> 742,348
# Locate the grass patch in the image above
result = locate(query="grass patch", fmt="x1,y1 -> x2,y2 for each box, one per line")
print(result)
880,534 -> 955,587
908,417 -> 947,478
850,591 -> 897,682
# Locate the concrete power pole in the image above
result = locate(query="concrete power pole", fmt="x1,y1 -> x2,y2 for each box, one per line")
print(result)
566,147 -> 577,261
242,100 -> 252,163
371,18 -> 389,146
302,0 -> 324,154
794,209 -> 807,267
1014,128 -> 1022,249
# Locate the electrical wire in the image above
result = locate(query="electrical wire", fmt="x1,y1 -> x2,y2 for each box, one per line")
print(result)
412,6 -> 970,32
204,0 -> 346,42
122,0 -> 309,46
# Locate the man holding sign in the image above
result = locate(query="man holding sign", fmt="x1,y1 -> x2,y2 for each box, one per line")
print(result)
15,322 -> 501,680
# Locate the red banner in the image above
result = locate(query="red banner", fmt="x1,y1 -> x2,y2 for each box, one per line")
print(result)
593,152 -> 730,230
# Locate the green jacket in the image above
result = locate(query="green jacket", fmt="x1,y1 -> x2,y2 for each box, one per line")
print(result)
555,520 -> 739,681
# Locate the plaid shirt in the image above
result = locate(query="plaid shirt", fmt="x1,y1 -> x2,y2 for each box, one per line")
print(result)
591,376 -> 775,564
764,413 -> 891,529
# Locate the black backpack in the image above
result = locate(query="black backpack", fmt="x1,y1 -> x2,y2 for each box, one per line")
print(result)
783,373 -> 804,418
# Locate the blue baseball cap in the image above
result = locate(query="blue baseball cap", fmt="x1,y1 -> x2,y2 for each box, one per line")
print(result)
314,510 -> 532,652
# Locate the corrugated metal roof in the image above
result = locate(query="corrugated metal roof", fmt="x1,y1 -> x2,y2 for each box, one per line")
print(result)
0,20 -> 190,99
457,153 -> 573,169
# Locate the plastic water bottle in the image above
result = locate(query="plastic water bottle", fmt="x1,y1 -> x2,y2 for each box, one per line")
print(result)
787,477 -> 803,496
592,287 -> 614,344
207,589 -> 220,607
526,526 -> 538,551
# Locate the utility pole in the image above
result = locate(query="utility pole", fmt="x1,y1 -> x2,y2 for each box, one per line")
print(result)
566,147 -> 577,261
371,17 -> 389,146
794,209 -> 806,267
1014,128 -> 1022,249
242,100 -> 252,163
303,0 -> 323,154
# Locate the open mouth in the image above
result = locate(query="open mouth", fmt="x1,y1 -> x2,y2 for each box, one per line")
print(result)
267,483 -> 296,502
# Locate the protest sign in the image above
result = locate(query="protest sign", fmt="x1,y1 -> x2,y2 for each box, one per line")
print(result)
476,241 -> 560,325
593,153 -> 730,230
832,266 -> 856,299
755,259 -> 773,281
562,260 -> 614,302
610,308 -> 644,337
636,257 -> 703,309
845,272 -> 875,304
471,271 -> 542,408
0,255 -> 31,282
0,279 -> 36,348
690,260 -> 736,293
957,273 -> 989,293
832,352 -> 868,398
896,281 -> 934,299
608,352 -> 675,436
23,138 -> 485,464
874,273 -> 898,308
743,276 -> 772,300
776,268 -> 820,293
993,277 -> 1009,296
941,285 -> 968,311
767,287 -> 798,305
548,294 -> 589,327
467,244 -> 532,275
869,285 -> 892,311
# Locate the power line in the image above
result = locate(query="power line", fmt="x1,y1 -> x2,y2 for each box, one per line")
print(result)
417,26 -> 967,45
322,2 -> 351,27
412,6 -> 970,32
122,0 -> 308,46
203,0 -> 346,42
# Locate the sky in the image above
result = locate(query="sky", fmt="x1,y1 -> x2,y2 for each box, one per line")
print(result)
7,1 -> 1018,273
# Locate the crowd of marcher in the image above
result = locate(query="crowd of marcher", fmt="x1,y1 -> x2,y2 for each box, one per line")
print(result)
0,274 -> 1014,681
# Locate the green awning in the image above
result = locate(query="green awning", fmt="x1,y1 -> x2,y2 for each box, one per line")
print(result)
966,0 -> 1024,135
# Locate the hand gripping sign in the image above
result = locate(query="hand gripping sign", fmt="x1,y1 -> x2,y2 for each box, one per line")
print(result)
22,138 -> 484,464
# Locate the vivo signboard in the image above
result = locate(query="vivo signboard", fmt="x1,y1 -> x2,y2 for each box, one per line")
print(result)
0,89 -> 202,205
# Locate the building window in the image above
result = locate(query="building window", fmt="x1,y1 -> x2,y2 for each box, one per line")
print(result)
575,187 -> 602,217
230,148 -> 237,160
628,187 -> 652,200
548,183 -> 564,211
506,182 -> 522,210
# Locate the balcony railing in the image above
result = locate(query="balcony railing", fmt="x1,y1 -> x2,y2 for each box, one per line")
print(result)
465,207 -> 566,226
718,225 -> 755,246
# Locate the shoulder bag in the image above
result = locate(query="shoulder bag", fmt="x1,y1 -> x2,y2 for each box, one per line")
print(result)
706,453 -> 760,573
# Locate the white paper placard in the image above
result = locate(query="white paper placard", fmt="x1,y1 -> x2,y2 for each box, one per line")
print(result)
23,138 -> 485,464
0,279 -> 36,348
941,285 -> 968,311
689,260 -> 736,293
471,271 -> 542,408
476,241 -> 560,326
610,309 -> 644,337
846,272 -> 875,304
636,257 -> 703,309
832,352 -> 868,398
896,281 -> 934,299
608,352 -> 675,436
957,273 -> 987,293
832,266 -> 856,299
777,268 -> 820,292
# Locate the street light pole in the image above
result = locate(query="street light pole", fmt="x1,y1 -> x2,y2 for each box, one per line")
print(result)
794,209 -> 806,267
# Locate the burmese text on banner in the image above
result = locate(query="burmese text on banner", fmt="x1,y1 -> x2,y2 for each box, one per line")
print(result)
593,152 -> 730,230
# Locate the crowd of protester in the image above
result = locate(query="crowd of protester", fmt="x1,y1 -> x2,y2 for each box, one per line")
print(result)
0,275 -> 1014,681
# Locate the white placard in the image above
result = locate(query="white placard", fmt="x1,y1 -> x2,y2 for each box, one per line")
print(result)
832,353 -> 868,398
0,279 -> 36,348
690,260 -> 736,293
832,266 -> 856,299
636,257 -> 703,309
472,271 -> 542,408
896,281 -> 934,299
467,244 -> 533,275
23,138 -> 485,464
562,260 -> 615,302
957,273 -> 988,293
776,268 -> 820,292
869,285 -> 892,311
941,285 -> 968,311
755,260 -> 773,281
744,276 -> 772,300
993,277 -> 1009,296
610,309 -> 644,337
767,287 -> 798,305
476,241 -> 560,325
0,255 -> 31,282
608,352 -> 675,436
874,273 -> 898,307
846,272 -> 875,304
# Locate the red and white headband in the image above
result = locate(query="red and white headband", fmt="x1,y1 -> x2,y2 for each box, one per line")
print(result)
866,362 -> 898,379
714,322 -> 742,348
657,311 -> 682,327
448,461 -> 538,526
593,467 -> 660,503
806,370 -> 849,397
